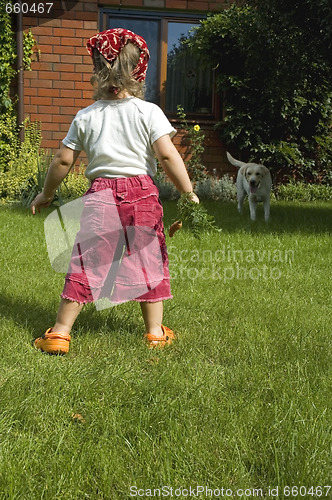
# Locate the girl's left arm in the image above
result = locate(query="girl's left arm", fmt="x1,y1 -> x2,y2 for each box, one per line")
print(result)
31,145 -> 81,214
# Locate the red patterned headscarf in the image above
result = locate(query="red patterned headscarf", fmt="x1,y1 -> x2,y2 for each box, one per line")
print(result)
86,28 -> 150,82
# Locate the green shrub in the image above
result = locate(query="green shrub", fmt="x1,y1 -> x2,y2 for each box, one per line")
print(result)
0,0 -> 16,113
0,112 -> 20,173
153,170 -> 179,201
0,119 -> 42,200
63,165 -> 89,200
276,181 -> 332,202
195,174 -> 236,201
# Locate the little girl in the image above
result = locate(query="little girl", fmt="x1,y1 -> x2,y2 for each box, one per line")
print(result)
31,28 -> 199,354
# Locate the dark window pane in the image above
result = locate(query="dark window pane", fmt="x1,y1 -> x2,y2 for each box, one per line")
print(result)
107,18 -> 159,103
166,22 -> 213,114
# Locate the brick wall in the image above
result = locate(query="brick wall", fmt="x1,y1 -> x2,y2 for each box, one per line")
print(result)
23,1 -> 98,150
22,0 -> 236,175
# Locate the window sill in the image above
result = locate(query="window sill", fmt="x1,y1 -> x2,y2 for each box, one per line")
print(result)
168,117 -> 219,128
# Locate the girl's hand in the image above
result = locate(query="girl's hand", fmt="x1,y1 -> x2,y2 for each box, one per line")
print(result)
30,192 -> 54,215
188,192 -> 199,204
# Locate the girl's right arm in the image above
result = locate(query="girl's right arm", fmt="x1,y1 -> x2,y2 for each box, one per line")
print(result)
153,134 -> 199,203
31,145 -> 81,214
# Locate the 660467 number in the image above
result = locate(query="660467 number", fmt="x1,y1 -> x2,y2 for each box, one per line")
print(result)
6,3 -> 53,14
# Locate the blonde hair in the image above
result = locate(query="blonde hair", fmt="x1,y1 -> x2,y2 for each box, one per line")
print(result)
90,43 -> 145,100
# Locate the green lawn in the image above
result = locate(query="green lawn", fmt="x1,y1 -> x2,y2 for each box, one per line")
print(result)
0,200 -> 331,499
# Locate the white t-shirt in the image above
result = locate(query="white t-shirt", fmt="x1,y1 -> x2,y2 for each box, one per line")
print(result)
62,97 -> 176,179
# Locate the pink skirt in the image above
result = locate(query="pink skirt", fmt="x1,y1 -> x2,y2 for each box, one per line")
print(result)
61,175 -> 172,307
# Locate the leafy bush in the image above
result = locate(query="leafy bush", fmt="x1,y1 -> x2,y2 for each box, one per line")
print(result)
63,165 -> 89,200
153,170 -> 179,201
0,112 -> 20,173
195,175 -> 236,201
0,0 -> 16,113
276,182 -> 332,202
189,3 -> 332,182
0,119 -> 42,200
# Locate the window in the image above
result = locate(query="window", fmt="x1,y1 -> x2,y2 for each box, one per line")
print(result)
101,10 -> 216,119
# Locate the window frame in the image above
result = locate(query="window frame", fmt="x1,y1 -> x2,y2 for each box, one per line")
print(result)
100,8 -> 219,122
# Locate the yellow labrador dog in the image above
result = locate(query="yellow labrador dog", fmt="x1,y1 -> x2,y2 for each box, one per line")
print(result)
227,152 -> 272,221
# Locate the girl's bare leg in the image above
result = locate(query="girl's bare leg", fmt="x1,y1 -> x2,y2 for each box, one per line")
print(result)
140,301 -> 163,337
52,298 -> 84,334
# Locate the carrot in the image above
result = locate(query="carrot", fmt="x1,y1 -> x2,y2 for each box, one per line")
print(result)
169,220 -> 182,237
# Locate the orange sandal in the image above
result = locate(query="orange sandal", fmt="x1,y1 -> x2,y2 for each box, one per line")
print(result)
144,325 -> 175,348
34,328 -> 71,355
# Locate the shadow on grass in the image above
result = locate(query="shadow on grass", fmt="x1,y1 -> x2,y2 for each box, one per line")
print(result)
0,291 -> 139,341
163,200 -> 332,236
5,199 -> 332,235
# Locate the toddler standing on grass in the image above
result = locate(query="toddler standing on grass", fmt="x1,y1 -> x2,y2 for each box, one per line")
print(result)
31,28 -> 199,354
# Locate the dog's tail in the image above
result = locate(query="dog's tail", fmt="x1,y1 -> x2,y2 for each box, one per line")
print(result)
226,152 -> 246,169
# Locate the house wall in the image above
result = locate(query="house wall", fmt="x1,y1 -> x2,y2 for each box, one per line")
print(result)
23,0 -> 237,176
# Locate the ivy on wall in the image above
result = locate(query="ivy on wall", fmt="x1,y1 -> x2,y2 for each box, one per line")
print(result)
0,1 -> 39,181
0,0 -> 17,113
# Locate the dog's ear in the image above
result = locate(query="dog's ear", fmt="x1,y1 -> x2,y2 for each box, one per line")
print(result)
240,165 -> 248,177
261,165 -> 270,177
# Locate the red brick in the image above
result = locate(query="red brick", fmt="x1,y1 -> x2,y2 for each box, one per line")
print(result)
38,105 -> 60,114
53,46 -> 75,55
36,71 -> 55,80
75,29 -> 98,39
59,89 -> 80,98
36,62 -> 54,71
38,36 -> 61,45
31,26 -> 54,36
42,122 -> 62,131
60,37 -> 83,46
53,28 -> 77,37
31,96 -> 52,105
75,81 -> 91,90
25,105 -> 38,113
39,88 -> 60,97
75,64 -> 92,73
42,139 -> 62,148
41,54 -> 61,63
74,98 -> 92,107
60,54 -> 83,64
53,114 -> 74,123
30,79 -> 53,88
52,131 -> 68,140
60,106 -> 80,115
60,75 -> 82,83
76,46 -> 90,56
53,80 -> 75,89
75,11 -> 99,20
53,97 -> 75,106
40,19 -> 62,28
83,21 -> 98,30
24,71 -> 39,79
53,63 -> 76,72
35,44 -> 53,54
61,19 -> 84,29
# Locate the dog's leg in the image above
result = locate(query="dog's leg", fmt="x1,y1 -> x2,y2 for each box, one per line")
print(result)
248,196 -> 257,221
237,192 -> 246,214
236,179 -> 245,214
263,198 -> 270,222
